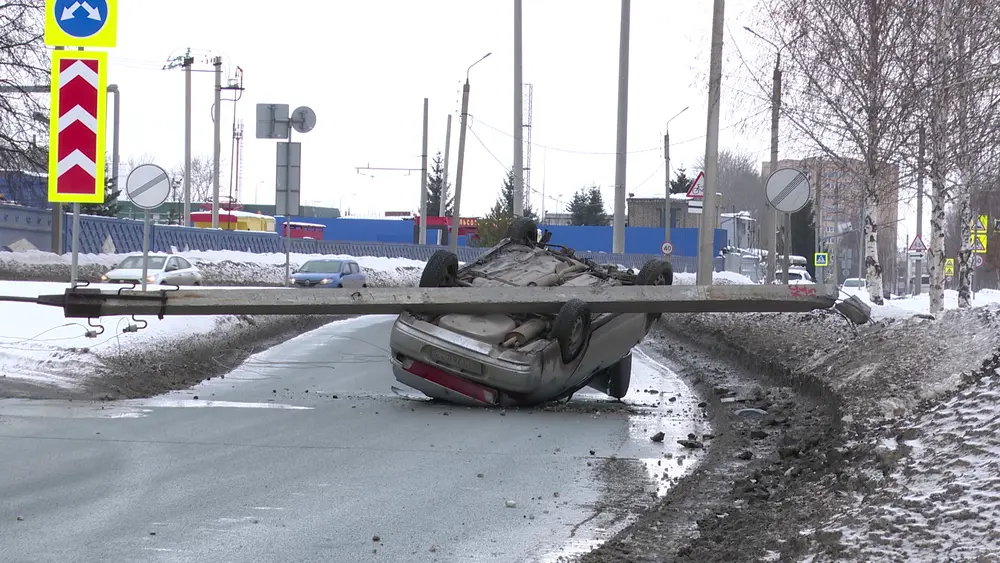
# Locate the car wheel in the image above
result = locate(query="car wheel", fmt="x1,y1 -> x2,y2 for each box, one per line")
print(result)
362,283 -> 368,288
606,353 -> 632,399
552,298 -> 591,364
505,217 -> 538,244
420,250 -> 460,288
635,259 -> 674,286
635,259 -> 674,328
193,281 -> 201,286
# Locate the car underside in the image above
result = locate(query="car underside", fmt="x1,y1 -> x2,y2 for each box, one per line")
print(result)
389,218 -> 674,407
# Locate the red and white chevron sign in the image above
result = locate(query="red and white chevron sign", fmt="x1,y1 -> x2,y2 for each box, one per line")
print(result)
48,49 -> 107,203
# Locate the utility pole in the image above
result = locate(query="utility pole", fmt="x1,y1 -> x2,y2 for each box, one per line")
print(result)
419,98 -> 429,245
211,56 -> 222,228
183,53 -> 193,226
612,0 -> 631,254
438,113 -> 452,246
451,52 -> 491,254
512,0 -> 525,217
814,166 -> 823,283
697,0 -> 725,285
914,125 -> 925,295
664,106 -> 689,248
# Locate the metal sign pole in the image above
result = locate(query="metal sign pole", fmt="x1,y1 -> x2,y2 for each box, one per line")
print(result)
284,129 -> 293,288
70,203 -> 80,287
141,209 -> 151,292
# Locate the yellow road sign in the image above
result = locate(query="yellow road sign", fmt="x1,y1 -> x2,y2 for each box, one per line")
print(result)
45,0 -> 118,48
970,233 -> 988,254
944,258 -> 955,276
971,214 -> 989,233
47,49 -> 108,204
814,252 -> 828,267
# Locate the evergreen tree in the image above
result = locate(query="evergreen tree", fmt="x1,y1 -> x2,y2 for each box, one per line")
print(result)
670,168 -> 694,194
80,175 -> 121,217
474,169 -> 538,247
425,152 -> 453,217
567,185 -> 610,226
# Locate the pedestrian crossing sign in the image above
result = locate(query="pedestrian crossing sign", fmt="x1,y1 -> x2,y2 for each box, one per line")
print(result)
972,215 -> 989,233
970,233 -> 988,254
814,252 -> 828,267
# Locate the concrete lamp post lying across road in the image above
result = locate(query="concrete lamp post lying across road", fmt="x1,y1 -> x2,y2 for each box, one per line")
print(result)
33,284 -> 843,319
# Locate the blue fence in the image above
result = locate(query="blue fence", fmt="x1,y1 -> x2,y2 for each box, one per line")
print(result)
0,204 -> 727,272
0,204 -> 52,251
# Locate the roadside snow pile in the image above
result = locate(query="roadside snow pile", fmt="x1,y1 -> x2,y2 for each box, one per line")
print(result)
667,306 -> 1000,422
0,249 -> 423,287
0,251 -> 428,398
815,369 -> 1000,562
673,271 -> 755,285
842,287 -> 1000,319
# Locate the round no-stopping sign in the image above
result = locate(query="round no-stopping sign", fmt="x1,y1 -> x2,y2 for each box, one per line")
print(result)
661,241 -> 674,255
973,254 -> 984,268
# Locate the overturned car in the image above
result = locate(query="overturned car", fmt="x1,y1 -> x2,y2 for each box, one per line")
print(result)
389,218 -> 673,407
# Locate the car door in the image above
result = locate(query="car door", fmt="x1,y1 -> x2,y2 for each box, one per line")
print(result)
162,257 -> 182,285
175,257 -> 197,285
345,262 -> 362,287
352,263 -> 367,287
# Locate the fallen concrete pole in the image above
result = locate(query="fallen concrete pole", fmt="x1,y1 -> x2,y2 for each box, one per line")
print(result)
34,284 -> 840,318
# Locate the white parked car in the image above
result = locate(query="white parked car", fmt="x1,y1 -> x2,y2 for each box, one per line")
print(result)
772,268 -> 815,285
100,253 -> 203,286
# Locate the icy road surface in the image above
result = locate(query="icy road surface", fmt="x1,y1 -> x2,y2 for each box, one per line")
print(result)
0,315 -> 706,562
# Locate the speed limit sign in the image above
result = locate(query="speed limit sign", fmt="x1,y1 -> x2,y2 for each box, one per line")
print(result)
661,241 -> 674,255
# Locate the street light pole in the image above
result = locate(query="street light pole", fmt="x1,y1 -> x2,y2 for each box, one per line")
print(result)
664,106 -> 689,249
612,0 -> 631,255
744,26 -> 804,284
696,0 -> 725,285
451,53 -> 492,255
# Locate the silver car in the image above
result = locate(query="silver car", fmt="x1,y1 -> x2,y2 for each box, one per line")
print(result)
100,253 -> 203,286
389,218 -> 673,407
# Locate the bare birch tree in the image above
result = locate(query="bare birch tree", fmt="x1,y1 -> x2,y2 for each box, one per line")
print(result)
0,1 -> 48,172
916,0 -> 1000,313
759,0 -> 930,305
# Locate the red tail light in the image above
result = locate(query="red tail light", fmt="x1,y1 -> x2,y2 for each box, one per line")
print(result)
401,358 -> 498,405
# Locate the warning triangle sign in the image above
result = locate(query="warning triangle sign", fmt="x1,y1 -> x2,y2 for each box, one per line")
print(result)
972,236 -> 986,252
908,235 -> 927,252
972,215 -> 988,232
686,171 -> 705,198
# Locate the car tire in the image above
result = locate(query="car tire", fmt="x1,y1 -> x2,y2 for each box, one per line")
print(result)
552,298 -> 591,364
635,259 -> 674,286
362,283 -> 368,288
505,217 -> 538,244
606,353 -> 632,399
635,259 -> 673,328
420,250 -> 460,288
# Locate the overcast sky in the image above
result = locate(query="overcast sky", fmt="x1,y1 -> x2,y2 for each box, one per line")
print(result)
105,0 -> 918,244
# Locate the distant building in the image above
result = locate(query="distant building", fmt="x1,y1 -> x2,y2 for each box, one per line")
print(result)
116,201 -> 342,224
542,212 -> 572,226
0,170 -> 48,209
626,193 -> 704,229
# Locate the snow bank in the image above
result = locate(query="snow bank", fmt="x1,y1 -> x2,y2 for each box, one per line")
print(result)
0,251 -> 426,395
0,249 -> 424,287
673,270 -> 755,286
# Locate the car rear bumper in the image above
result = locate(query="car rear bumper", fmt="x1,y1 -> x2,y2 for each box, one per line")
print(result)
389,313 -> 540,398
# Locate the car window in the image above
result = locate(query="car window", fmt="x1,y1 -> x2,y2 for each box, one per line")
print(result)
176,257 -> 192,269
844,279 -> 864,288
299,260 -> 343,273
118,256 -> 166,270
788,272 -> 803,280
351,263 -> 361,274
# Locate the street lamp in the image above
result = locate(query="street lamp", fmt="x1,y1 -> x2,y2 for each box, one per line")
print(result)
450,52 -> 492,254
743,26 -> 805,284
664,106 -> 689,248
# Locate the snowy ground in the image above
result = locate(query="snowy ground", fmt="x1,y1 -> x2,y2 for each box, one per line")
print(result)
0,251 -> 424,398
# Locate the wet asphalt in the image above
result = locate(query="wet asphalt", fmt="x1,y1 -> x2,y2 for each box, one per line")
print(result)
0,315 -> 706,562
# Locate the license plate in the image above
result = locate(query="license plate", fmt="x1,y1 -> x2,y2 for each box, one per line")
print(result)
429,348 -> 483,375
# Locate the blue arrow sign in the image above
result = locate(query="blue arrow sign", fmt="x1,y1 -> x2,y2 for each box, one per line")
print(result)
54,0 -> 107,38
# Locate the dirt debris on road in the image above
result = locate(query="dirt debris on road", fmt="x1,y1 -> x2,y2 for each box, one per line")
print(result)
578,305 -> 1000,562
